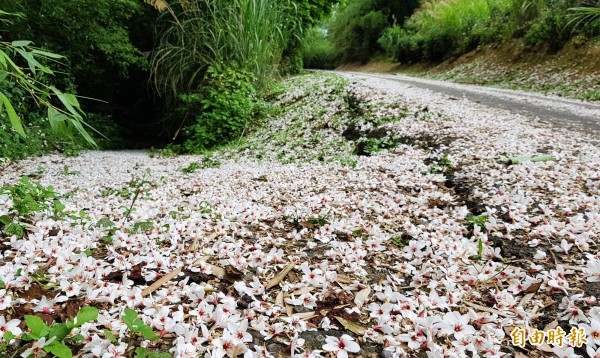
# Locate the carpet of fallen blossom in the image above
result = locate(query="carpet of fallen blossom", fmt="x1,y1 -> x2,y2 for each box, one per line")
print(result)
0,73 -> 599,358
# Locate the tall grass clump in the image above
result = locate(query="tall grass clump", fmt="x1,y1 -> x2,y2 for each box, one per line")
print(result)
150,0 -> 298,147
151,0 -> 299,112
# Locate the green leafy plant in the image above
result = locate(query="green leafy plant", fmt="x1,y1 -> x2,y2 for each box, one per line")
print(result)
0,177 -> 64,238
422,154 -> 453,174
135,347 -> 172,358
356,136 -> 400,156
62,165 -> 80,176
464,213 -> 489,229
123,169 -> 153,219
0,11 -> 96,146
390,234 -> 412,247
308,215 -> 329,226
21,306 -> 98,358
200,156 -> 221,169
300,27 -> 338,69
469,238 -> 485,261
180,65 -> 266,152
122,308 -> 159,341
182,162 -> 201,174
132,221 -> 154,233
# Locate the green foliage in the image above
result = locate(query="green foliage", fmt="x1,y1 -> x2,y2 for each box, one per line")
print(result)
295,0 -> 339,27
0,177 -> 64,238
21,306 -> 98,358
182,162 -> 201,174
329,0 -> 389,63
464,213 -> 489,229
422,154 -> 453,174
569,5 -> 600,31
3,0 -> 149,79
151,0 -> 300,129
122,308 -> 159,341
355,135 -> 400,156
328,0 -> 421,63
2,1 -> 158,148
403,0 -> 513,60
180,65 -> 266,152
123,169 -> 153,219
378,26 -> 422,62
308,215 -> 329,226
300,27 -> 339,69
62,166 -> 80,176
523,9 -> 571,50
135,348 -> 172,358
376,0 -> 600,63
390,234 -> 412,247
0,11 -> 96,148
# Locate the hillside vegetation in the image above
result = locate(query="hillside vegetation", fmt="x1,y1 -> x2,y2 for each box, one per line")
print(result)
301,0 -> 600,82
0,0 -> 335,160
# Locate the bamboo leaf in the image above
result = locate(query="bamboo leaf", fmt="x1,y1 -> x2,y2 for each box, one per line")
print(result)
71,119 -> 97,147
0,92 -> 26,137
49,86 -> 82,119
141,266 -> 182,297
266,263 -> 295,289
354,286 -> 371,308
334,316 -> 368,335
31,49 -> 64,59
11,40 -> 32,47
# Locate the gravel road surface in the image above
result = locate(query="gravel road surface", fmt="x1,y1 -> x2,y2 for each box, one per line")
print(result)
339,71 -> 600,142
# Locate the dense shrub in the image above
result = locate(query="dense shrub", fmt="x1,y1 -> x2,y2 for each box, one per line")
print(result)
179,65 -> 266,153
376,0 -> 600,63
1,0 -> 158,147
329,0 -> 420,64
523,0 -> 600,51
407,0 -> 514,59
523,10 -> 571,50
300,28 -> 339,69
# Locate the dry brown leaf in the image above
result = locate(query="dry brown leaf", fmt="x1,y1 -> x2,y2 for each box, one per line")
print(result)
144,0 -> 168,11
191,256 -> 226,279
463,301 -> 511,318
518,293 -> 535,308
524,280 -> 543,294
333,304 -> 350,310
190,233 -> 217,252
289,286 -> 315,296
354,286 -> 371,308
266,263 -> 295,289
535,342 -> 553,353
286,303 -> 293,317
292,311 -> 316,319
142,266 -> 182,297
561,265 -> 584,272
190,238 -> 200,252
223,266 -> 244,282
209,264 -> 226,279
334,316 -> 368,335
543,320 -> 558,331
276,291 -> 284,307
337,275 -> 353,284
